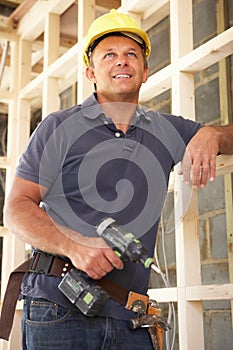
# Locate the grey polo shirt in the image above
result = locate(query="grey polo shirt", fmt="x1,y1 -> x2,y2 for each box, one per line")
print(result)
17,93 -> 202,320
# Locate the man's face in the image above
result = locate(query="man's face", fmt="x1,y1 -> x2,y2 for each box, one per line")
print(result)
86,35 -> 148,103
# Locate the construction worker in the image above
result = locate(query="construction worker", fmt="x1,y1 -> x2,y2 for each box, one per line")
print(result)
2,9 -> 233,350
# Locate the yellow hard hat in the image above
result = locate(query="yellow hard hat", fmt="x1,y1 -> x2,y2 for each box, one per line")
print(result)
83,9 -> 151,66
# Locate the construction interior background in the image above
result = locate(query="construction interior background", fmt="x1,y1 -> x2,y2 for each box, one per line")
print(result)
0,0 -> 233,349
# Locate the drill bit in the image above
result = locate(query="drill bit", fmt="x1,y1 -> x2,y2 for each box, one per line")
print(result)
150,263 -> 162,275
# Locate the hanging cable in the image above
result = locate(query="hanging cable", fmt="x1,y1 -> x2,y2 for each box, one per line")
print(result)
154,209 -> 176,350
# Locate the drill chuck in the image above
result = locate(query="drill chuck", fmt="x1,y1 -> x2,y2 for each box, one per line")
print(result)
97,218 -> 153,268
143,257 -> 154,269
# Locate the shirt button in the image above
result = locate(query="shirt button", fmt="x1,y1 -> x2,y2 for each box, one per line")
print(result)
103,120 -> 109,125
115,132 -> 121,138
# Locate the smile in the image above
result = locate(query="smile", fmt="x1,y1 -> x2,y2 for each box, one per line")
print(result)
114,74 -> 131,79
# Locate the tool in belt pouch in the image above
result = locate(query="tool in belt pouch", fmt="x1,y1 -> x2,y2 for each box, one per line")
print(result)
128,297 -> 171,350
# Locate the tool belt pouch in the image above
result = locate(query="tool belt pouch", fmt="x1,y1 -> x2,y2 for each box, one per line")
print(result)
148,302 -> 164,350
127,295 -> 171,350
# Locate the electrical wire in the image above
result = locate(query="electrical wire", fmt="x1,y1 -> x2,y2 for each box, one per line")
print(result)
154,210 -> 176,350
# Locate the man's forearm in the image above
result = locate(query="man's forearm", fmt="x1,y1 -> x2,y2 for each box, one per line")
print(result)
3,195 -> 81,257
3,191 -> 123,279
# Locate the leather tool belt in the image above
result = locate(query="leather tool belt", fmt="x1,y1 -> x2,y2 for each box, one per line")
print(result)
0,251 -> 164,346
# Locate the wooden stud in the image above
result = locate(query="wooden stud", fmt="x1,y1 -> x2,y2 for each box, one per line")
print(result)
77,0 -> 95,103
44,13 -> 60,69
42,12 -> 60,118
18,39 -> 32,88
217,0 -> 233,328
17,0 -> 75,40
170,0 -> 204,349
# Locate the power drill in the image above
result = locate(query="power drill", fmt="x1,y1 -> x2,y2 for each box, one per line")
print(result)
58,218 -> 155,316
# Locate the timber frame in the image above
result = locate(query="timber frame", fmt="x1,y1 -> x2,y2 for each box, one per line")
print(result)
0,1 -> 233,349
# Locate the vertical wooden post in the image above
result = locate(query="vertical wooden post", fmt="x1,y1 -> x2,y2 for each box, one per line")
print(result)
42,13 -> 60,118
170,0 -> 204,348
217,0 -> 233,328
77,0 -> 95,103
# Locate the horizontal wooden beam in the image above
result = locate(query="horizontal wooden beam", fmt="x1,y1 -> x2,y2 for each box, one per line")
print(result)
17,0 -> 75,40
180,26 -> 233,73
47,42 -> 79,79
123,0 -> 168,15
142,1 -> 169,30
120,0 -> 169,29
216,154 -> 233,177
139,27 -> 233,102
144,0 -> 169,20
166,154 -> 233,193
148,283 -> 233,303
10,0 -> 37,24
139,64 -> 172,102
148,287 -> 178,302
0,29 -> 18,41
186,283 -> 233,300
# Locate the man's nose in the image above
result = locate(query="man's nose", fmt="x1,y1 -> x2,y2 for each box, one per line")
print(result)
116,56 -> 129,66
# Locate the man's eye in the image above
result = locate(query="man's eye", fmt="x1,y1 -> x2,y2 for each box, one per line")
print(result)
127,52 -> 136,57
105,53 -> 114,58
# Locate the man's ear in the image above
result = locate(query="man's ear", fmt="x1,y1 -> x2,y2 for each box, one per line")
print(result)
142,66 -> 149,84
85,67 -> 97,83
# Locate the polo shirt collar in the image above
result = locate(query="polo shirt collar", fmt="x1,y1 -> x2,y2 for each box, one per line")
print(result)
81,93 -> 151,123
81,93 -> 103,119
